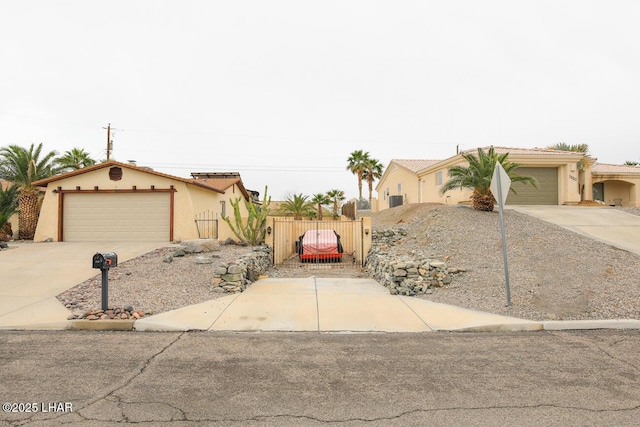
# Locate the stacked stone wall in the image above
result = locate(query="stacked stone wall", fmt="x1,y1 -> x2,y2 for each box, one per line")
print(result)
365,228 -> 462,296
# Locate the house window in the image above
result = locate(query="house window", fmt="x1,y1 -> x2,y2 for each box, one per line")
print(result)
397,183 -> 402,194
435,171 -> 443,186
220,201 -> 226,217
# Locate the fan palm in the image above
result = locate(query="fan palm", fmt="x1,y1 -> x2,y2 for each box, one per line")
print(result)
279,193 -> 314,220
56,147 -> 96,171
0,143 -> 62,239
439,147 -> 537,212
310,193 -> 330,220
362,158 -> 383,204
346,150 -> 370,200
326,189 -> 345,219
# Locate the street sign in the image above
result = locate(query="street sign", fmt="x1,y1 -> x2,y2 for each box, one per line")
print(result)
490,162 -> 511,206
490,163 -> 512,306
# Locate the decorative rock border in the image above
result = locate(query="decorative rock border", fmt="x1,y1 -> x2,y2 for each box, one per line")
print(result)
365,228 -> 463,296
211,245 -> 273,293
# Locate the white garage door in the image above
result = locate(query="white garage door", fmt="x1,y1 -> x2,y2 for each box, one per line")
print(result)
63,193 -> 170,241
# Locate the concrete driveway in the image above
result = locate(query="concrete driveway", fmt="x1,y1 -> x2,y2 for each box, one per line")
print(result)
0,241 -> 166,328
507,205 -> 640,256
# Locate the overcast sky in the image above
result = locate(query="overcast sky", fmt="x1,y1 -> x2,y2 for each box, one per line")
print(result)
1,1 -> 639,201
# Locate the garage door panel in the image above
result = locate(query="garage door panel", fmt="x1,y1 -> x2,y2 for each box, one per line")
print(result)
63,193 -> 170,241
506,167 -> 558,205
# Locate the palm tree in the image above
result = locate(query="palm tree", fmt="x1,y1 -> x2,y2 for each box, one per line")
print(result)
624,160 -> 639,166
440,147 -> 537,212
279,193 -> 314,220
0,183 -> 19,240
362,157 -> 383,204
548,142 -> 594,171
56,147 -> 96,171
346,150 -> 370,200
0,143 -> 62,239
310,193 -> 330,220
326,189 -> 345,219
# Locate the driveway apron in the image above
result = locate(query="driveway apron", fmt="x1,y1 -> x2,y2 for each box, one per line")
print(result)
507,206 -> 640,256
0,241 -> 164,328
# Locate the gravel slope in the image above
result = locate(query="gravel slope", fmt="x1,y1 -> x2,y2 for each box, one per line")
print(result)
370,204 -> 640,321
58,205 -> 640,321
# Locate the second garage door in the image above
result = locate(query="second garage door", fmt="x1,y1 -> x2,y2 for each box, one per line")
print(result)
63,193 -> 170,241
506,167 -> 558,205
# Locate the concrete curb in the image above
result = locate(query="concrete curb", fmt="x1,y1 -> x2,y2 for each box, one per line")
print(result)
542,319 -> 640,330
66,320 -> 136,331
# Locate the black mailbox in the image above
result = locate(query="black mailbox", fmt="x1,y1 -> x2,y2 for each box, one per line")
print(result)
92,252 -> 118,269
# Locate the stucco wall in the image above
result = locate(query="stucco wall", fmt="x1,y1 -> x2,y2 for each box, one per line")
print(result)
377,165 -> 420,209
592,177 -> 639,207
33,166 -> 246,242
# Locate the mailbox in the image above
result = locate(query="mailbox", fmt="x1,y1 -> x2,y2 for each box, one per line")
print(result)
92,252 -> 118,270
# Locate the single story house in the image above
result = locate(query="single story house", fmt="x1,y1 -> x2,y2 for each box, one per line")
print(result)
375,146 -> 640,210
32,161 -> 255,242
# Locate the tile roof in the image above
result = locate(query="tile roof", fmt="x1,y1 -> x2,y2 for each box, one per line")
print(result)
460,146 -> 585,157
592,163 -> 640,174
391,159 -> 441,173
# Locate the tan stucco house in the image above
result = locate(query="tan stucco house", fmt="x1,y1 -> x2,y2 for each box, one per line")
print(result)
32,161 -> 255,242
375,146 -> 640,210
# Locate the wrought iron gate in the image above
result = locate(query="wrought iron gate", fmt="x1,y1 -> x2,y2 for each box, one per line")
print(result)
194,211 -> 218,239
272,219 -> 364,271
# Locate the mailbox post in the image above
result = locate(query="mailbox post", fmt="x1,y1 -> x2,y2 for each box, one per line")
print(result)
92,252 -> 118,311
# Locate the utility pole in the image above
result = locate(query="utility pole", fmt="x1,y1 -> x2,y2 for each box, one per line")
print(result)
102,123 -> 113,161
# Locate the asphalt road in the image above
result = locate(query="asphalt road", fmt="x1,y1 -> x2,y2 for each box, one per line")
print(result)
1,331 -> 639,426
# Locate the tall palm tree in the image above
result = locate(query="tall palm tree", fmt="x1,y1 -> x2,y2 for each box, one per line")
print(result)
0,143 -> 62,239
326,189 -> 345,219
362,157 -> 383,204
346,150 -> 370,200
439,147 -> 537,212
624,160 -> 639,166
279,193 -> 314,220
310,193 -> 330,220
55,147 -> 96,171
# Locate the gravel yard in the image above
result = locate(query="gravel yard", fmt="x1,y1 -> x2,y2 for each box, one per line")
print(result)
57,205 -> 640,321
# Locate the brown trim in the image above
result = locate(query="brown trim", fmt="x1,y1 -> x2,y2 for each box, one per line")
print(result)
57,187 -> 177,242
57,187 -> 63,241
169,185 -> 175,241
57,188 -> 176,194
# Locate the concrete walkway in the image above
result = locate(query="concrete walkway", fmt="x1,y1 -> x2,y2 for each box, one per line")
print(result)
134,278 -> 543,332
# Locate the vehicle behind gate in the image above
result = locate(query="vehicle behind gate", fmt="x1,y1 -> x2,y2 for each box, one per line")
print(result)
297,229 -> 344,262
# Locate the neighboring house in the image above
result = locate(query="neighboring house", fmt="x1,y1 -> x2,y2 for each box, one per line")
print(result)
592,163 -> 640,206
32,161 -> 254,242
375,146 -> 640,210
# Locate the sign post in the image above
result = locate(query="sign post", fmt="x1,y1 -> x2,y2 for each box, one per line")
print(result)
490,163 -> 512,306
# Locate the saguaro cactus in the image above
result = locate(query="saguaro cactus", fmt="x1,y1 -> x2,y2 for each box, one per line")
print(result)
222,186 -> 271,245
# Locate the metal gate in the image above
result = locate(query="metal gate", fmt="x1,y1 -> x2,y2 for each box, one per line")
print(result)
273,219 -> 364,271
194,211 -> 218,239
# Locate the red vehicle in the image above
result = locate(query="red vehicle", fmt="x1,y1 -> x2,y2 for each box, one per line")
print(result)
297,229 -> 344,262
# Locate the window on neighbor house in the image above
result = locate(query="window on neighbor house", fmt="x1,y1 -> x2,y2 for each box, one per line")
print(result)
397,183 -> 402,194
220,201 -> 226,217
435,171 -> 443,186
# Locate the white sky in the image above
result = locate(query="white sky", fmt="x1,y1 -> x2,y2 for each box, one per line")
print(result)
1,1 -> 639,201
